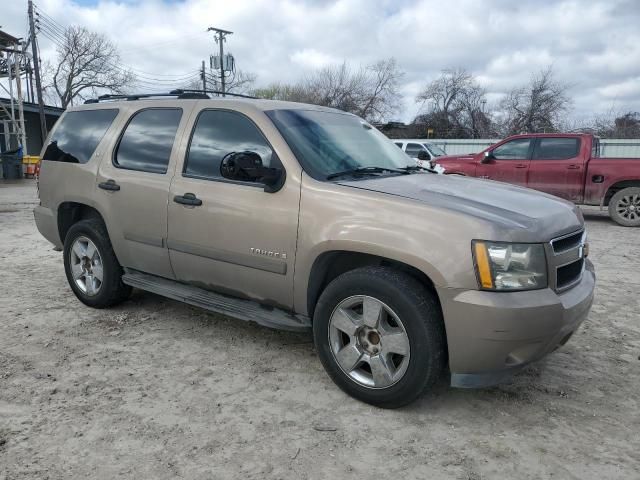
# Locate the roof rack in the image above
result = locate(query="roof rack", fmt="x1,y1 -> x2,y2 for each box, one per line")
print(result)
84,89 -> 257,104
173,89 -> 257,99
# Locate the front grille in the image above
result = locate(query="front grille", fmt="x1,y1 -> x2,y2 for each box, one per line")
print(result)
557,258 -> 584,289
551,231 -> 584,253
549,229 -> 586,291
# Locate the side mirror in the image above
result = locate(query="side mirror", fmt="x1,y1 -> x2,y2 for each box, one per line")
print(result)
220,151 -> 284,191
481,150 -> 495,164
417,150 -> 430,161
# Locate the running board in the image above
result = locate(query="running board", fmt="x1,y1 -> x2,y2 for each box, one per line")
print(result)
122,270 -> 311,332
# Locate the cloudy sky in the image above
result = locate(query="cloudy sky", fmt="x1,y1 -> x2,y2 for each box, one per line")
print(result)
2,0 -> 640,122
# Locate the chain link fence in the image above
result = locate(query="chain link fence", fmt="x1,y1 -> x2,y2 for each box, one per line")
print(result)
424,139 -> 640,157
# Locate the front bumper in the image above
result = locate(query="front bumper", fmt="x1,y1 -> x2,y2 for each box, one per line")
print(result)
437,259 -> 595,388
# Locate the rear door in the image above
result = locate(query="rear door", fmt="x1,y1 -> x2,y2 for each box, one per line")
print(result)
166,107 -> 300,309
476,138 -> 531,186
96,106 -> 188,279
526,137 -> 584,201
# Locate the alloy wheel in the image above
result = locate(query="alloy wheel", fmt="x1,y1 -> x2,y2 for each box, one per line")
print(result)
328,295 -> 411,389
616,193 -> 640,221
69,236 -> 103,296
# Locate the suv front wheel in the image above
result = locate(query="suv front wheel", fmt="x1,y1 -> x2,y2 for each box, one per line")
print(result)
313,266 -> 446,408
63,218 -> 131,308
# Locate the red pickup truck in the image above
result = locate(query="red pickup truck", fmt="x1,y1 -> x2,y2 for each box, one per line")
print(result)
435,133 -> 640,226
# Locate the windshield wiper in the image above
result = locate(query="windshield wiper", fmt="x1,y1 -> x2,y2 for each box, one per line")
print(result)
326,166 -> 410,180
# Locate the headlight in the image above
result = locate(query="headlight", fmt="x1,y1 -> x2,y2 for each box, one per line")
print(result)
472,241 -> 547,291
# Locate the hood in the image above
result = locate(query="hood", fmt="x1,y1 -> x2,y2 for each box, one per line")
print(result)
337,173 -> 583,242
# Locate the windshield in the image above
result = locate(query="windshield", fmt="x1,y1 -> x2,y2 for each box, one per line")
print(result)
266,109 -> 414,180
425,143 -> 446,157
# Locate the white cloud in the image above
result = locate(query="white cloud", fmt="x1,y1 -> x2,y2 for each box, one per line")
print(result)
1,0 -> 639,122
290,49 -> 334,69
598,77 -> 640,100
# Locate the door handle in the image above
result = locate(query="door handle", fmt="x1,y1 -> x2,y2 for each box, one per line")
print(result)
515,164 -> 527,169
98,180 -> 120,191
173,193 -> 202,206
567,165 -> 580,170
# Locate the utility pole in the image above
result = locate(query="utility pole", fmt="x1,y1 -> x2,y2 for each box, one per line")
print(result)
201,60 -> 206,91
14,51 -> 27,152
207,27 -> 232,96
28,0 -> 47,143
29,62 -> 35,103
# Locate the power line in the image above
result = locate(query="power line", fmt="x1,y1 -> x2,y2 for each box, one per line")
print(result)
33,4 -> 201,82
36,28 -> 200,94
36,25 -> 201,89
37,21 -> 200,81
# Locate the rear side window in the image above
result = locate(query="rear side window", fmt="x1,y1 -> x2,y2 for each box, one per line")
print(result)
532,138 -> 580,160
114,108 -> 182,174
43,109 -> 118,164
592,138 -> 601,158
184,110 -> 273,181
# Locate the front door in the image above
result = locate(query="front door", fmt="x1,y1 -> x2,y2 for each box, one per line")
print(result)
96,107 -> 186,279
476,138 -> 532,186
167,108 -> 300,309
526,137 -> 585,202
405,143 -> 431,167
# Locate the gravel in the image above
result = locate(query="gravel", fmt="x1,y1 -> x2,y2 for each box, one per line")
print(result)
1,180 -> 638,479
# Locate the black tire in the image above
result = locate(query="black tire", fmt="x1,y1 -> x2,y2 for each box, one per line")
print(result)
608,187 -> 640,227
313,266 -> 446,408
63,218 -> 131,308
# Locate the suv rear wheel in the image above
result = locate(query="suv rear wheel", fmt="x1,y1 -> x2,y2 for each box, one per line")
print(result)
313,266 -> 446,408
63,219 -> 131,308
609,187 -> 640,227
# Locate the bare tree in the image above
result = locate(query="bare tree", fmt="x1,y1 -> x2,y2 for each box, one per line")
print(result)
302,62 -> 369,114
251,82 -> 310,102
570,110 -> 640,139
178,77 -> 205,92
414,68 -> 491,138
358,58 -> 403,121
48,26 -> 134,108
416,68 -> 472,116
226,70 -> 257,94
251,58 -> 403,122
500,66 -> 571,134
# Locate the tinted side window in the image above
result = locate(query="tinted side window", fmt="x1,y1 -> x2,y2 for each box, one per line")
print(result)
532,138 -> 580,160
492,139 -> 531,160
592,138 -> 600,158
405,143 -> 425,157
114,108 -> 182,174
185,110 -> 273,181
43,109 -> 118,164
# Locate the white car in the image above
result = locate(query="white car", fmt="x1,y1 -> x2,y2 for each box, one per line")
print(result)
394,140 -> 446,174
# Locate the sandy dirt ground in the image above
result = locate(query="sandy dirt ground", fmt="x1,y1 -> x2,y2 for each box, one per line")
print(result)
0,179 -> 638,480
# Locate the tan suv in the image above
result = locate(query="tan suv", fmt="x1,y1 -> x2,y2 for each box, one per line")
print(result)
34,91 -> 595,408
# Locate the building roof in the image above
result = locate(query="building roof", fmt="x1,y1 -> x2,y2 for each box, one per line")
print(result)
0,30 -> 20,48
0,98 -> 64,117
